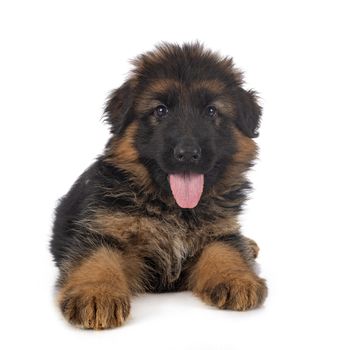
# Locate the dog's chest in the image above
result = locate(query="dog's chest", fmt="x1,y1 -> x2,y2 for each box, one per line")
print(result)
95,209 -> 235,285
133,215 -> 205,284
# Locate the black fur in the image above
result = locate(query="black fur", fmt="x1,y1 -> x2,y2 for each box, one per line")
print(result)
234,88 -> 261,138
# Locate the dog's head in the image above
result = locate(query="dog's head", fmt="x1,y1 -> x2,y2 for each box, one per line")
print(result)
105,43 -> 261,209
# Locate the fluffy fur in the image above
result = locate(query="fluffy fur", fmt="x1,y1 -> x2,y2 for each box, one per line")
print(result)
50,42 -> 267,329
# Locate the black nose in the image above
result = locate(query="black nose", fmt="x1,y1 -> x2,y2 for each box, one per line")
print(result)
174,140 -> 201,163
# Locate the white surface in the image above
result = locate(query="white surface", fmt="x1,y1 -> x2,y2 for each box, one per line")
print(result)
1,1 -> 343,349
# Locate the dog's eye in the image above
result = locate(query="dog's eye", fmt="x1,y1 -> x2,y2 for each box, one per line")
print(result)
206,105 -> 217,118
154,105 -> 168,118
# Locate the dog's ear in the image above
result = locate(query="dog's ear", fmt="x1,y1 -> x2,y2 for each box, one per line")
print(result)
104,80 -> 135,135
234,87 -> 262,138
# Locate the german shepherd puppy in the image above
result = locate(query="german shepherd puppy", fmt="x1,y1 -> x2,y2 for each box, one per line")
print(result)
51,43 -> 267,329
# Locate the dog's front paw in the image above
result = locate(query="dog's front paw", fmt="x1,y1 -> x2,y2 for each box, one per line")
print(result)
58,283 -> 130,329
200,275 -> 267,311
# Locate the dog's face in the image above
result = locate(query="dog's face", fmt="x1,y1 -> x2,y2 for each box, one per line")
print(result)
105,43 -> 261,209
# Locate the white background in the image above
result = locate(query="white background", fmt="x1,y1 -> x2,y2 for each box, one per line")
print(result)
1,1 -> 343,349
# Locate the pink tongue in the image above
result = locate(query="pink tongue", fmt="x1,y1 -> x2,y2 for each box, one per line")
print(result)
169,173 -> 204,209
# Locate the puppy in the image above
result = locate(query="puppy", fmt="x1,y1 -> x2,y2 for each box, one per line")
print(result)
51,42 -> 267,329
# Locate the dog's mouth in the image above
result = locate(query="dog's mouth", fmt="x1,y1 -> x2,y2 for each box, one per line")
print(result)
168,173 -> 204,209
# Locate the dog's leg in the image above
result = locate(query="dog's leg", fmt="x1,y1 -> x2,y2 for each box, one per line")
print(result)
57,247 -> 132,329
188,241 -> 267,311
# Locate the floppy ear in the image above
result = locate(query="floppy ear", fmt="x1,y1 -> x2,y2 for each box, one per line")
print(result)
104,80 -> 135,135
234,87 -> 262,138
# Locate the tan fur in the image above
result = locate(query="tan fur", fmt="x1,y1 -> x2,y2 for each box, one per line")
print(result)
78,207 -> 241,291
191,80 -> 235,120
188,242 -> 267,310
90,211 -> 196,285
243,236 -> 260,259
136,79 -> 234,117
92,209 -> 240,241
93,211 -> 140,241
141,78 -> 180,95
211,127 -> 257,197
231,128 -> 257,164
105,121 -> 154,192
191,79 -> 226,92
135,79 -> 181,113
58,247 -> 131,329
